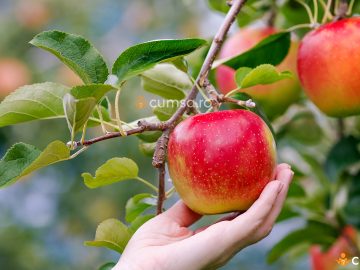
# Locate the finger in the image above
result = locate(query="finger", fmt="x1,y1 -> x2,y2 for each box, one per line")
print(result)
275,163 -> 291,177
263,167 -> 294,227
234,180 -> 283,227
160,200 -> 202,227
176,181 -> 283,259
194,212 -> 243,234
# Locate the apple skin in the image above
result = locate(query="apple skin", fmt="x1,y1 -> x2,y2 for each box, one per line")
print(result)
310,226 -> 357,270
168,109 -> 277,214
298,17 -> 360,117
216,27 -> 301,120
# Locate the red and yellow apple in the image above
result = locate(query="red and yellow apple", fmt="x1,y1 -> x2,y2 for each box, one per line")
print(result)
298,17 -> 360,117
310,226 -> 357,270
0,58 -> 31,99
168,109 -> 277,214
216,27 -> 301,119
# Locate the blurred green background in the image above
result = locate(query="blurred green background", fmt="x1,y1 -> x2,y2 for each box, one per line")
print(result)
1,0 -> 359,269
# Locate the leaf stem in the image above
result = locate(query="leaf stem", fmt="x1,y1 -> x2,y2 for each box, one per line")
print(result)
96,106 -> 108,134
320,0 -> 334,23
70,146 -> 88,159
286,23 -> 315,32
115,88 -> 127,137
296,0 -> 315,25
135,176 -> 159,192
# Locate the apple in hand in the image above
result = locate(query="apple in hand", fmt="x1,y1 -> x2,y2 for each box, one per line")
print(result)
168,109 -> 277,214
216,27 -> 301,119
298,17 -> 360,117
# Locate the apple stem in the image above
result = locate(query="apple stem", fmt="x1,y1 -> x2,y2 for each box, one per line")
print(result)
334,0 -> 349,20
157,164 -> 166,215
337,118 -> 345,139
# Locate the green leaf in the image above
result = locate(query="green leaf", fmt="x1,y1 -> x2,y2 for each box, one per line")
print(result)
171,57 -> 188,73
88,105 -> 111,128
125,193 -> 156,223
342,173 -> 360,229
63,94 -> 97,134
98,262 -> 116,270
276,205 -> 299,223
0,141 -> 70,188
139,142 -> 156,157
84,218 -> 131,253
325,136 -> 360,182
112,39 -> 207,84
207,0 -> 230,13
70,84 -> 114,102
153,101 -> 180,121
30,30 -> 108,84
0,82 -> 69,127
234,67 -> 252,86
141,64 -> 192,100
235,64 -> 293,88
267,221 -> 338,263
128,215 -> 154,235
82,157 -> 139,189
277,112 -> 323,145
216,32 -> 291,69
137,131 -> 162,143
237,3 -> 268,27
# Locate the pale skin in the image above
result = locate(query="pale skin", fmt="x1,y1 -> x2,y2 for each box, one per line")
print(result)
114,163 -> 294,270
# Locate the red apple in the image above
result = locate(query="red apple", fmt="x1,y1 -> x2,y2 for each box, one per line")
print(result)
216,27 -> 301,119
0,58 -> 31,99
298,17 -> 360,117
168,109 -> 277,214
310,226 -> 358,270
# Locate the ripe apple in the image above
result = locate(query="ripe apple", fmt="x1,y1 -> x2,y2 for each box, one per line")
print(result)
16,0 -> 51,30
168,109 -> 277,214
0,58 -> 31,99
216,27 -> 301,120
298,17 -> 360,117
310,226 -> 357,270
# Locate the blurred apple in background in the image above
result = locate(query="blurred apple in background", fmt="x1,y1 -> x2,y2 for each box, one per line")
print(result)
0,58 -> 31,99
15,0 -> 51,30
56,66 -> 83,87
310,226 -> 358,270
216,27 -> 301,119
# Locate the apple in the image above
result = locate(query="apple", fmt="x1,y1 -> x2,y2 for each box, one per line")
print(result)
310,226 -> 357,270
168,109 -> 277,214
216,27 -> 301,120
298,17 -> 360,117
0,58 -> 31,99
16,0 -> 51,30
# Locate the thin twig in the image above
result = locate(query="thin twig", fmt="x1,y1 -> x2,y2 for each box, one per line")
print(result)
334,0 -> 349,20
337,118 -> 345,139
157,164 -> 166,215
77,120 -> 166,147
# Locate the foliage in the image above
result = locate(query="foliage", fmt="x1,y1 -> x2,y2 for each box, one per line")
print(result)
0,0 -> 359,269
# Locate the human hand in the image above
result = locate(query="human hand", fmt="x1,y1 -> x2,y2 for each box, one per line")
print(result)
114,163 -> 294,270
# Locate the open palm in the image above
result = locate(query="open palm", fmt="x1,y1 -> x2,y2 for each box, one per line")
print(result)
114,164 -> 293,270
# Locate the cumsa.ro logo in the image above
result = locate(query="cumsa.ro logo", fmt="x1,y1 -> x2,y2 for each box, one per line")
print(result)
336,252 -> 359,266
